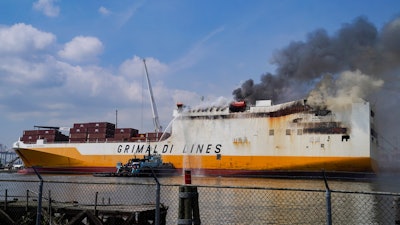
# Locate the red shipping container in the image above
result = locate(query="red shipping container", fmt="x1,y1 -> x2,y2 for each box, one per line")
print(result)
87,127 -> 103,133
70,127 -> 88,133
21,135 -> 39,142
23,130 -> 39,135
87,122 -> 115,129
70,133 -> 87,139
115,128 -> 138,136
87,138 -> 107,142
37,129 -> 57,135
73,123 -> 89,129
39,134 -> 56,140
111,137 -> 130,142
87,127 -> 115,135
87,133 -> 109,139
114,134 -> 133,140
22,135 -> 38,140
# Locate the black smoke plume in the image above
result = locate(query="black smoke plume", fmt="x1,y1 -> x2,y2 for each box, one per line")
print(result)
233,16 -> 400,105
233,15 -> 400,172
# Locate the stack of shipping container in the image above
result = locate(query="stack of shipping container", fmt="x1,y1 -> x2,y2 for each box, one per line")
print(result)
20,122 -> 171,144
112,128 -> 138,142
69,123 -> 88,143
70,122 -> 115,143
20,129 -> 69,144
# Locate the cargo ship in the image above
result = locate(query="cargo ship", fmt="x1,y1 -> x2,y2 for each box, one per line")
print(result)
12,98 -> 378,176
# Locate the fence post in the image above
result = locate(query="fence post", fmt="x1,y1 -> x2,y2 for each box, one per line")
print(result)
151,169 -> 161,225
26,190 -> 29,213
4,189 -> 7,211
178,170 -> 200,225
394,197 -> 400,224
32,167 -> 43,225
323,172 -> 332,225
48,190 -> 52,225
94,191 -> 98,216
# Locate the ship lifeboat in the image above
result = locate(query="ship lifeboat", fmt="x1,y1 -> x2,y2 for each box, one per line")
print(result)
229,101 -> 246,112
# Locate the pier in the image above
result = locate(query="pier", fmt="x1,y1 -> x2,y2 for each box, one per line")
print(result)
0,199 -> 167,225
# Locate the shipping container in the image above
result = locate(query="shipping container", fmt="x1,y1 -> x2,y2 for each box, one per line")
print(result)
21,135 -> 39,143
87,133 -> 113,139
23,130 -> 39,135
114,134 -> 134,140
87,138 -> 107,143
37,129 -> 57,135
87,122 -> 115,129
73,123 -> 89,129
115,128 -> 139,137
70,127 -> 88,134
70,133 -> 87,139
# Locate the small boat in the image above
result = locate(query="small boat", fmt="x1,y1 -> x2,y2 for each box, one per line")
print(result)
93,153 -> 176,177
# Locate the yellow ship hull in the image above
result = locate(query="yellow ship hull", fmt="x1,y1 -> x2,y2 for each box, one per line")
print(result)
15,146 -> 373,175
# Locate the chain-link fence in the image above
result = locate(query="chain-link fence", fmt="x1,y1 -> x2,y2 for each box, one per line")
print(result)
0,176 -> 399,225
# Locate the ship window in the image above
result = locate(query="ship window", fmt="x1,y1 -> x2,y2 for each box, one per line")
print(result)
269,129 -> 274,136
297,129 -> 303,135
216,154 -> 221,160
286,129 -> 291,135
321,143 -> 324,148
342,135 -> 350,142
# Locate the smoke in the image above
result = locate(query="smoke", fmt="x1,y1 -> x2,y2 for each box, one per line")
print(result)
232,15 -> 400,172
192,96 -> 230,110
307,70 -> 384,110
233,16 -> 400,105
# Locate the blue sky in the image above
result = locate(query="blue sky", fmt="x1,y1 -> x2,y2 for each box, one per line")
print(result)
0,0 -> 399,148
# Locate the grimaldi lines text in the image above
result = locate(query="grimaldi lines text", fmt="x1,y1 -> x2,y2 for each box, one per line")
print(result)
116,143 -> 222,154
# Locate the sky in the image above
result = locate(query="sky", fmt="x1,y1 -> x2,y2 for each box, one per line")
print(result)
0,0 -> 399,149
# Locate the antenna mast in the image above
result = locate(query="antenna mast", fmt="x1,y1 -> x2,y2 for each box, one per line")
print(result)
143,59 -> 162,133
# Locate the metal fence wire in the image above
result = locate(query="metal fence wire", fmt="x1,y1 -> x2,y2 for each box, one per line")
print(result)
0,177 -> 399,225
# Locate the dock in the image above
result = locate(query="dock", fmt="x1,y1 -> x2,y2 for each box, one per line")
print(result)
0,199 -> 167,225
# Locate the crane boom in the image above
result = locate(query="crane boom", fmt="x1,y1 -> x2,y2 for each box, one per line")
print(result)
143,59 -> 162,133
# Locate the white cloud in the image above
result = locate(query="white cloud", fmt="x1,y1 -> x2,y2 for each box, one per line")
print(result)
0,23 -> 56,54
99,6 -> 111,16
33,0 -> 60,17
119,56 -> 169,80
0,23 -> 204,146
58,36 -> 104,63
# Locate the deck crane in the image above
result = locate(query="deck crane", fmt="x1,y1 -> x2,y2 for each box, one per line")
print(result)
143,59 -> 162,133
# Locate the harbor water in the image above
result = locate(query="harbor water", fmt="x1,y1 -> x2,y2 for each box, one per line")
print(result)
1,172 -> 400,224
2,172 -> 400,191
